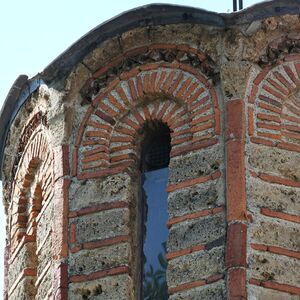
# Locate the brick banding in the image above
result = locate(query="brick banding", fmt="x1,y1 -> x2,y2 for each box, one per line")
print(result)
167,206 -> 224,228
68,201 -> 129,218
70,235 -> 130,254
260,208 -> 300,224
251,243 -> 300,259
75,46 -> 220,179
69,266 -> 130,283
166,171 -> 221,192
168,274 -> 224,295
249,278 -> 300,295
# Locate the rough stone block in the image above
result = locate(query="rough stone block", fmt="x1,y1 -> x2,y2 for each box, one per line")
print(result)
168,145 -> 222,184
69,274 -> 133,300
250,220 -> 300,251
74,208 -> 130,244
169,280 -> 226,300
36,268 -> 52,299
168,213 -> 225,252
249,144 -> 300,181
69,173 -> 133,211
69,243 -> 130,276
9,277 -> 36,300
168,178 -> 225,218
167,246 -> 224,287
248,285 -> 299,300
249,251 -> 300,286
8,242 -> 37,288
249,177 -> 300,215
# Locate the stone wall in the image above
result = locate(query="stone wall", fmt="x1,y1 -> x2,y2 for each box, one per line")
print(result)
1,3 -> 300,300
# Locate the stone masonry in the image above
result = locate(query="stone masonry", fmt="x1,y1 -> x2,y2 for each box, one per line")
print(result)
0,1 -> 300,299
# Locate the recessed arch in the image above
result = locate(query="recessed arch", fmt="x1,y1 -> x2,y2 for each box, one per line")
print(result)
248,55 -> 300,151
75,59 -> 220,179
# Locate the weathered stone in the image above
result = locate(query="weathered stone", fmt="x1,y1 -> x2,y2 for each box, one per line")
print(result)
69,274 -> 133,300
74,208 -> 130,244
250,220 -> 300,251
69,243 -> 130,275
249,177 -> 300,215
248,285 -> 299,300
168,213 -> 225,252
249,251 -> 300,286
69,173 -> 133,211
249,144 -> 300,181
168,178 -> 225,218
167,247 -> 224,287
168,145 -> 222,184
169,280 -> 226,300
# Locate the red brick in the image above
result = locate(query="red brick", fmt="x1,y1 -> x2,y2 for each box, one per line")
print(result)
82,146 -> 109,157
227,268 -> 246,300
166,244 -> 205,260
119,68 -> 139,80
258,102 -> 281,114
155,71 -> 167,92
257,132 -> 281,140
253,66 -> 271,85
69,201 -> 128,218
170,138 -> 218,157
257,113 -> 281,123
277,141 -> 300,153
166,171 -> 221,192
175,76 -> 193,98
284,65 -> 299,85
257,122 -> 281,131
190,121 -> 214,133
251,278 -> 300,295
83,235 -> 130,251
251,243 -> 268,251
128,79 -> 138,100
161,70 -> 177,92
69,266 -> 129,283
171,135 -> 191,146
262,84 -> 285,100
186,87 -> 205,105
206,273 -> 224,284
136,75 -> 144,98
70,223 -> 76,244
225,222 -> 247,268
82,152 -> 109,163
267,77 -> 289,96
273,71 -> 294,90
261,208 -> 300,223
214,108 -> 221,135
248,84 -> 258,104
116,86 -> 131,107
168,279 -> 206,295
258,173 -> 300,187
167,206 -> 224,227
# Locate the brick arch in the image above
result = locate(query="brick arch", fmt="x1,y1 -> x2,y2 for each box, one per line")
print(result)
10,125 -> 54,251
248,55 -> 300,151
76,64 -> 220,179
8,115 -> 55,299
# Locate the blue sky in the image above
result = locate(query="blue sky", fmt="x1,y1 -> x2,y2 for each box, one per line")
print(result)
0,0 -> 262,294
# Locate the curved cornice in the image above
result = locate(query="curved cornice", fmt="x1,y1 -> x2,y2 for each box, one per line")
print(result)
1,0 -> 300,178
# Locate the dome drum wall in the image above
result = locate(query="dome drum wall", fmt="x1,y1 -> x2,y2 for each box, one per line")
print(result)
1,3 -> 300,299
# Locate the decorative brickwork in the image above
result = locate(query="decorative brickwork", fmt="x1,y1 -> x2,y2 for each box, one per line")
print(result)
2,3 -> 300,300
7,113 -> 55,299
75,45 -> 220,180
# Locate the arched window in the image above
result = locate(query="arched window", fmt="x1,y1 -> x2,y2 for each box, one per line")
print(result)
140,121 -> 171,299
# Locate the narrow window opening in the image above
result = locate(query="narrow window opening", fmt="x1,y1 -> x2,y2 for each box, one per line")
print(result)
140,121 -> 170,299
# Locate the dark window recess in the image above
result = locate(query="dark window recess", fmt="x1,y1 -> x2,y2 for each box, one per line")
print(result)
141,121 -> 170,299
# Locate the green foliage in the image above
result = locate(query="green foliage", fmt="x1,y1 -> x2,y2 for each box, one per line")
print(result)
143,243 -> 168,299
